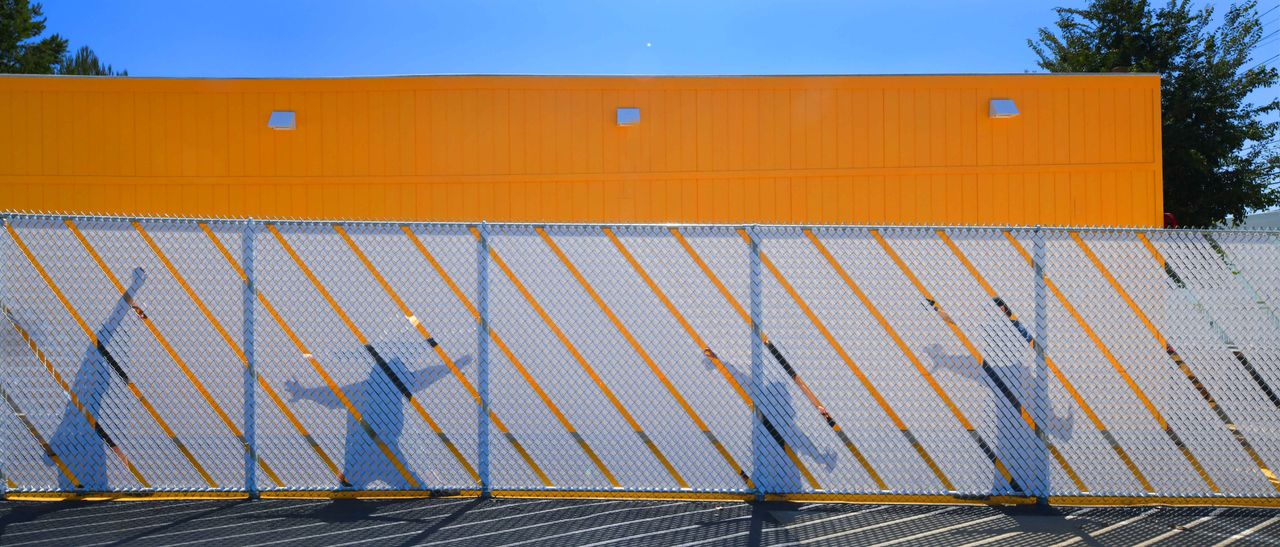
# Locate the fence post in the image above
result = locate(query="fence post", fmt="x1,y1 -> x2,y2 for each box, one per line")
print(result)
1031,226 -> 1048,505
242,219 -> 258,499
476,222 -> 491,496
1,215 -> 9,499
746,226 -> 765,501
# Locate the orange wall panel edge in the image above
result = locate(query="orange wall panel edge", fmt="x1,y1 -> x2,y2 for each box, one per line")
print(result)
0,74 -> 1162,227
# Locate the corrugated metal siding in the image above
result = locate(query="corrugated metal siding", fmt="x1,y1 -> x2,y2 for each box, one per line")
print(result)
0,75 -> 1162,226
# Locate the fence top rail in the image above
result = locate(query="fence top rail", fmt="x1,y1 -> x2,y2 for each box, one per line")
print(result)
2,211 -> 1278,236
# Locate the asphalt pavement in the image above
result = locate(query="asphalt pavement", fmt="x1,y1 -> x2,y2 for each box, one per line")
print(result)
2,497 -> 1279,546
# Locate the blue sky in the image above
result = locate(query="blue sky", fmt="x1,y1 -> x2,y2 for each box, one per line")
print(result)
34,0 -> 1279,129
43,0 -> 1089,77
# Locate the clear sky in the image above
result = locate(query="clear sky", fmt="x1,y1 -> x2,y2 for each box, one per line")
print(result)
41,0 -> 1093,77
33,0 -> 1279,137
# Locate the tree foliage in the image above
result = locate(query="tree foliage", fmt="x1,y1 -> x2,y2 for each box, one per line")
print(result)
1031,0 -> 1279,227
0,0 -> 66,73
1,0 -> 123,76
57,45 -> 125,76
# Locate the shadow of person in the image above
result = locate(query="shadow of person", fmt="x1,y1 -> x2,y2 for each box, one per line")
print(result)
924,341 -> 1073,498
285,354 -> 465,489
47,267 -> 146,492
753,380 -> 837,494
709,356 -> 836,495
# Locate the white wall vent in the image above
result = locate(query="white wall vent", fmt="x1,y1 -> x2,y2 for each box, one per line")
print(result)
267,111 -> 297,130
616,107 -> 640,126
989,99 -> 1019,119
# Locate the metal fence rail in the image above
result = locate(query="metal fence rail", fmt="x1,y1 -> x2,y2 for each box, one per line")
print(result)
3,214 -> 1279,503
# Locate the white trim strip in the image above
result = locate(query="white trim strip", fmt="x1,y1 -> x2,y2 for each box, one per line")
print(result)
1,502 -> 288,545
575,522 -> 712,547
959,531 -> 1021,547
1,500 -> 214,527
151,497 -> 478,547
772,506 -> 960,546
434,499 -> 618,531
1064,507 -> 1095,520
501,505 -> 727,547
1132,508 -> 1223,547
871,514 -> 1004,547
669,505 -> 890,547
1212,515 -> 1280,547
76,501 -> 332,547
307,501 -> 688,547
414,501 -> 687,546
1050,508 -> 1160,547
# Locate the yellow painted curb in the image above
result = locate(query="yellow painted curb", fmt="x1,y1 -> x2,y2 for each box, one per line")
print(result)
6,490 -> 1279,508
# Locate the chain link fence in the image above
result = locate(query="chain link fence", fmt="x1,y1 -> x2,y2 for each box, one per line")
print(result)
2,213 -> 1279,502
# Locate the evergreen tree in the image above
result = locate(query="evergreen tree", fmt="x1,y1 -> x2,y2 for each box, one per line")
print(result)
0,0 -> 67,73
57,45 -> 125,76
1,1 -> 123,76
1031,0 -> 1279,227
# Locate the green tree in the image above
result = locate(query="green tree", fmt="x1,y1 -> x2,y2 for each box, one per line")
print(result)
0,0 -> 67,73
1031,0 -> 1279,227
1,0 -> 123,76
57,45 -> 125,76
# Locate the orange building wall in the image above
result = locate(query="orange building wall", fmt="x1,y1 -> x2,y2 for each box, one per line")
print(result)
0,74 -> 1162,226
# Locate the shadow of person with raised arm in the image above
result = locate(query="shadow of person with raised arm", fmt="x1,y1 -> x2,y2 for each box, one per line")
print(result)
924,340 -> 1073,499
709,355 -> 837,495
285,352 -> 466,489
45,267 -> 146,492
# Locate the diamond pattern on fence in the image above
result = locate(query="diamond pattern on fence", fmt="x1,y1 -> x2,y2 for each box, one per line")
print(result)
2,305 -> 149,491
147,220 -> 350,491
1031,231 -> 1252,496
339,223 -> 539,492
484,225 -> 665,491
539,225 -> 749,492
944,229 -> 1152,497
675,227 -> 849,494
72,218 -> 263,488
267,223 -> 480,491
1147,232 -> 1280,412
252,223 -> 421,491
1020,230 -> 1222,496
610,227 -> 771,492
879,229 -> 1059,497
5,217 -> 223,491
3,214 -> 1279,501
396,224 -> 552,491
805,228 -> 1000,496
1210,233 -> 1280,332
1204,233 -> 1280,357
1083,231 -> 1280,496
752,227 -> 963,495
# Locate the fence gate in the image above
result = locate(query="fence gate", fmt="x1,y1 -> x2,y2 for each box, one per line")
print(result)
3,214 -> 1280,504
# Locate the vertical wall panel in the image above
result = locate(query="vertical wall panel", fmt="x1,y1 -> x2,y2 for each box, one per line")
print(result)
0,75 -> 1161,226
